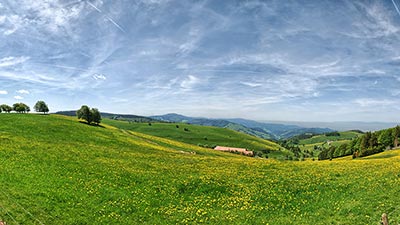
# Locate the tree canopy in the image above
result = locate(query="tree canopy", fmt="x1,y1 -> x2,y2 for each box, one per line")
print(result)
34,101 -> 49,114
0,104 -> 12,113
13,103 -> 30,113
318,125 -> 400,160
77,105 -> 102,125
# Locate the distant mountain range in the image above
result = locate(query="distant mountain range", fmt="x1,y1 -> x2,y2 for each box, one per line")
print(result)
260,121 -> 400,132
150,113 -> 334,140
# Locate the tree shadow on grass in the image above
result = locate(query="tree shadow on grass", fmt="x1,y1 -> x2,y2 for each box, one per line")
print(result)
78,121 -> 105,128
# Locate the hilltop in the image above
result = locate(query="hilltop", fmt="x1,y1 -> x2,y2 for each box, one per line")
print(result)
1,114 -> 400,224
54,110 -> 158,123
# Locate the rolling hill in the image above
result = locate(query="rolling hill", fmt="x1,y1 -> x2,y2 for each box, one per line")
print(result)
0,114 -> 399,224
298,131 -> 363,146
151,113 -> 334,139
280,131 -> 363,159
102,119 -> 287,158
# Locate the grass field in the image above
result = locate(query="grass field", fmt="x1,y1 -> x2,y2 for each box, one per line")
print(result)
102,119 -> 283,152
299,131 -> 361,145
0,114 -> 399,224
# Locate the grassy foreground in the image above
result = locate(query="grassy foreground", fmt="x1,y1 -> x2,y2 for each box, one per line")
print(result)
0,114 -> 399,224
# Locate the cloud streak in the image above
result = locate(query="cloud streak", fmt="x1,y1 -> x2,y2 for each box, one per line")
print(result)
0,56 -> 30,67
392,0 -> 400,17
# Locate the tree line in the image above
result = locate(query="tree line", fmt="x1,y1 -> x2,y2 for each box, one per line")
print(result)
318,126 -> 400,160
0,101 -> 49,114
0,102 -> 102,125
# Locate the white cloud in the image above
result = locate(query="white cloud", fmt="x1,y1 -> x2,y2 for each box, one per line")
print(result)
349,2 -> 399,39
0,14 -> 26,35
14,95 -> 23,100
17,89 -> 30,94
0,0 -> 103,36
180,75 -> 200,90
0,56 -> 30,67
0,15 -> 6,24
93,73 -> 107,80
0,90 -> 8,95
139,50 -> 158,56
367,69 -> 386,75
23,0 -> 85,33
241,82 -> 262,87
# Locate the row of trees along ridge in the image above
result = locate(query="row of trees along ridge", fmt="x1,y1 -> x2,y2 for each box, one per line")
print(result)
319,126 -> 400,160
0,101 -> 49,114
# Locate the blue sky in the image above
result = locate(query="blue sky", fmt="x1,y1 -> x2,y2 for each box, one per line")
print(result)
0,0 -> 400,122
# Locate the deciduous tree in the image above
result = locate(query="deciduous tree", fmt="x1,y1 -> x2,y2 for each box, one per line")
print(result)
0,104 -> 12,113
91,108 -> 101,125
77,105 -> 102,125
34,101 -> 49,114
13,103 -> 30,113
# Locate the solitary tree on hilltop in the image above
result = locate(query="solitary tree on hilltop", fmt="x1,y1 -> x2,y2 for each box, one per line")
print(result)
77,105 -> 92,124
34,100 -> 49,114
77,105 -> 102,125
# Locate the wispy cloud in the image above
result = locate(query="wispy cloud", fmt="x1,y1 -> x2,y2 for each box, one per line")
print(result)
391,0 -> 400,17
0,56 -> 30,67
0,90 -> 8,95
354,98 -> 396,107
14,95 -> 23,100
87,1 -> 126,33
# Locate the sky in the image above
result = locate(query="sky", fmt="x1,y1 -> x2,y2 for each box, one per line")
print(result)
0,0 -> 400,122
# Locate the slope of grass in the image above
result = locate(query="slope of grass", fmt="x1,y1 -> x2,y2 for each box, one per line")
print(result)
299,131 -> 361,145
0,114 -> 399,224
296,131 -> 362,155
102,119 -> 282,152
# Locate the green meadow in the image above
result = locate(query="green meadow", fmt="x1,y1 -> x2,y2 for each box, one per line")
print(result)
102,119 -> 285,155
298,131 -> 361,145
0,114 -> 399,224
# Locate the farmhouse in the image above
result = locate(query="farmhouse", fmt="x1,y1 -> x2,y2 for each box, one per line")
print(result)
214,146 -> 254,156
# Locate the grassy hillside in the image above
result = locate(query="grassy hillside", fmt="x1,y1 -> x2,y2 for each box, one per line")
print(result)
299,131 -> 362,145
102,119 -> 282,152
0,114 -> 399,224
